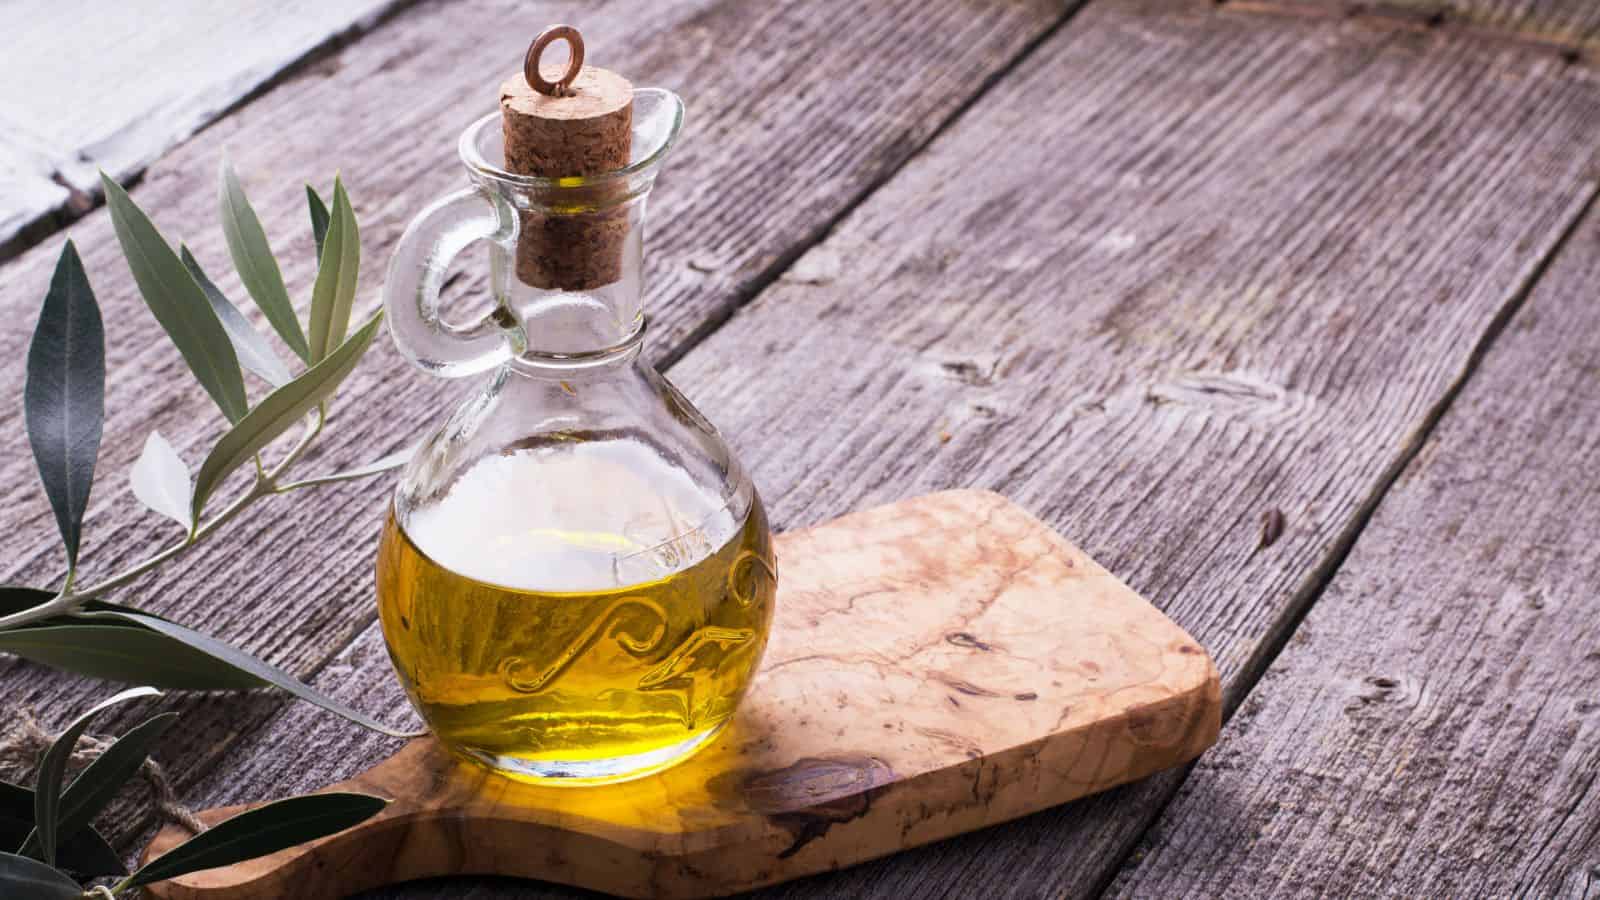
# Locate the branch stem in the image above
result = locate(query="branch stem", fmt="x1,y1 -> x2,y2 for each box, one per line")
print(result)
72,477 -> 272,600
270,407 -> 325,479
0,411 -> 327,631
0,591 -> 72,630
274,466 -> 399,493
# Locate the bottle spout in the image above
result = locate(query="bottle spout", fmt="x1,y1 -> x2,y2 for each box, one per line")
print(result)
382,27 -> 683,377
466,89 -> 684,355
458,88 -> 685,205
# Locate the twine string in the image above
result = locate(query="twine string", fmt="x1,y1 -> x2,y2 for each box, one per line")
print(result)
0,705 -> 206,836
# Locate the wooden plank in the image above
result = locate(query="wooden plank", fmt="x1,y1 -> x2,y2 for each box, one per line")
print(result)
0,0 -> 409,257
0,128 -> 71,258
144,491 -> 1219,900
1104,198 -> 1600,897
177,1 -> 1600,896
1237,1 -> 1600,50
0,0 -> 1077,850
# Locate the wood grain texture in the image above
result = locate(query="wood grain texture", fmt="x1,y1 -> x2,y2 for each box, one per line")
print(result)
1105,201 -> 1600,899
1242,1 -> 1600,50
0,0 -> 410,257
0,0 -> 1075,853
142,491 -> 1219,899
174,2 -> 1600,897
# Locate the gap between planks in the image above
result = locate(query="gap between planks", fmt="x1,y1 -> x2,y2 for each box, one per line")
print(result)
658,2 -> 1089,371
0,0 -> 1097,857
181,2 -> 1600,896
1217,179 -> 1600,721
0,0 -> 427,266
281,0 -> 1101,706
138,9 -> 1107,863
1105,153 -> 1600,900
1087,180 -> 1600,898
1079,10 -> 1600,888
6,0 -> 1595,889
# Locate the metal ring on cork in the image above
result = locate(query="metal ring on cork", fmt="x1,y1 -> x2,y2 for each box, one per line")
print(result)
524,25 -> 585,97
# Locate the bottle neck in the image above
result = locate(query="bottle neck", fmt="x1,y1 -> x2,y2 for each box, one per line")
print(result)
507,283 -> 641,353
505,312 -> 648,378
499,198 -> 646,357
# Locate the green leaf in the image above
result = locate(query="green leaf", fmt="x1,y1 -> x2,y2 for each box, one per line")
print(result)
307,178 -> 359,363
0,620 -> 266,689
306,185 -> 330,262
19,713 -> 177,859
0,593 -> 270,692
221,160 -> 310,361
0,851 -> 81,898
191,313 -> 383,519
129,431 -> 193,533
0,782 -> 124,877
101,173 -> 249,424
284,444 -> 414,489
25,242 -> 104,570
129,792 -> 386,888
33,686 -> 161,867
181,246 -> 293,386
83,610 -> 419,737
325,445 -> 413,478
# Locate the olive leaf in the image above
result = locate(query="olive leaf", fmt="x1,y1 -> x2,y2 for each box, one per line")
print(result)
32,686 -> 161,867
0,782 -> 124,877
128,792 -> 386,887
7,160 -> 409,750
0,619 -> 265,690
1,578 -> 417,731
101,173 -> 249,424
284,443 -> 414,489
83,609 -> 420,737
0,605 -> 408,732
181,246 -> 293,387
307,178 -> 359,363
0,851 -> 81,899
320,445 -> 412,478
25,242 -> 104,571
129,431 -> 193,533
307,185 -> 330,261
221,160 -> 310,361
18,712 -> 178,859
191,312 -> 383,520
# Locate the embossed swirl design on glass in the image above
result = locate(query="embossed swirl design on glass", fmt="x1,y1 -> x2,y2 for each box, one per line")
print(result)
376,90 -> 776,785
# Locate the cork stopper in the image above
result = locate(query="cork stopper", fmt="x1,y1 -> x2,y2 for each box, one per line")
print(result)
499,26 -> 634,290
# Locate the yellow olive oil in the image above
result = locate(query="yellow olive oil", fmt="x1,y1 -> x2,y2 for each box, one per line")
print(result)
375,474 -> 775,784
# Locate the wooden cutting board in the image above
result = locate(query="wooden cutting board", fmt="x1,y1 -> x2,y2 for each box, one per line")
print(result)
143,489 -> 1220,899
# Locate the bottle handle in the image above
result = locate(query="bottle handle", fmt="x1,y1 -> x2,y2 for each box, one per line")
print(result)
383,187 -> 518,377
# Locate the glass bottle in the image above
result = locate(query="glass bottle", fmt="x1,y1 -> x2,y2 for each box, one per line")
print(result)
376,89 -> 776,785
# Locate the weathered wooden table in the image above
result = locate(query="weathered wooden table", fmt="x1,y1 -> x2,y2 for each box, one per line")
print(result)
3,0 -> 1599,896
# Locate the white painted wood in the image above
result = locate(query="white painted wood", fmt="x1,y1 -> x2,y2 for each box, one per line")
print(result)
0,0 -> 406,252
0,125 -> 67,253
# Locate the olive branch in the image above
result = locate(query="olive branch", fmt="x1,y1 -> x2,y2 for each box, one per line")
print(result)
0,161 -> 417,737
1,688 -> 386,897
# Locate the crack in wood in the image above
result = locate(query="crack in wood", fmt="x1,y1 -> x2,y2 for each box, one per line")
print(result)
1226,179 -> 1600,725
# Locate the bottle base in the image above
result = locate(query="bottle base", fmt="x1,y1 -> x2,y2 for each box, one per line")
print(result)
455,721 -> 726,787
